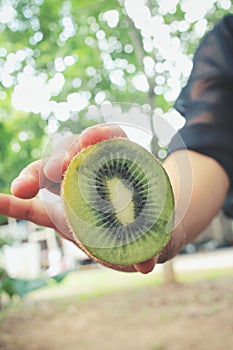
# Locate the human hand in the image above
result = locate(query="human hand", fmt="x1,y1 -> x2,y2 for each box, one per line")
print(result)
1,124 -> 192,274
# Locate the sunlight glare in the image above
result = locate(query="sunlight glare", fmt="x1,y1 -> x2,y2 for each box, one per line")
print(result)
12,76 -> 50,114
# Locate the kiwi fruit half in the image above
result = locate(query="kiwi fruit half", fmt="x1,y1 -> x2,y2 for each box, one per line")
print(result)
61,138 -> 174,267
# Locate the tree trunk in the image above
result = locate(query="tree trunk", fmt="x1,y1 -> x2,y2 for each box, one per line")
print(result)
163,260 -> 177,284
124,1 -> 177,283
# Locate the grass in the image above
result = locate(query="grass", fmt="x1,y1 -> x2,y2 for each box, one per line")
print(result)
28,266 -> 163,302
1,264 -> 232,333
177,267 -> 233,283
27,264 -> 233,304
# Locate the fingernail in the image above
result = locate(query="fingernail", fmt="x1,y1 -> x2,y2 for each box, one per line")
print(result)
154,255 -> 159,264
44,158 -> 62,172
44,158 -> 63,182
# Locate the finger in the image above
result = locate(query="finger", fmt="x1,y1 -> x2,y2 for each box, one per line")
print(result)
78,124 -> 127,150
11,158 -> 62,199
11,160 -> 47,199
44,134 -> 80,183
44,125 -> 127,183
0,193 -> 74,242
0,193 -> 52,226
133,257 -> 157,274
157,223 -> 186,264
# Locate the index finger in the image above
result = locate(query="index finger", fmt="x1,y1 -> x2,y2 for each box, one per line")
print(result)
11,159 -> 49,199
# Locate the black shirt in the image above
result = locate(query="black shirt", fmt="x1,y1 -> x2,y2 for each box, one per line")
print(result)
169,15 -> 233,216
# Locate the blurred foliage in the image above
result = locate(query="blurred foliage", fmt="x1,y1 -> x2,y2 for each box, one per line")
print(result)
0,0 -> 232,204
0,268 -> 69,310
0,271 -> 69,299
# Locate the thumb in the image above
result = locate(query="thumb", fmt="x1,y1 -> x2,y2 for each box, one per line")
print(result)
44,125 -> 127,183
78,124 -> 127,149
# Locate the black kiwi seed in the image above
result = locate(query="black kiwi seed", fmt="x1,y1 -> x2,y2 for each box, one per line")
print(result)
62,138 -> 174,266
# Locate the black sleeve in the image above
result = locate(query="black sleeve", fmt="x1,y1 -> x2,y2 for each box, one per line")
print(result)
169,15 -> 233,189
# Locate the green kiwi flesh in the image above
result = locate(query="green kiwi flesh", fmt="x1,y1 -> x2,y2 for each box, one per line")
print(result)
62,138 -> 174,266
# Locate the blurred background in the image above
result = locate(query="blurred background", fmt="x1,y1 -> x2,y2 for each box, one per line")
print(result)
0,1 -> 233,349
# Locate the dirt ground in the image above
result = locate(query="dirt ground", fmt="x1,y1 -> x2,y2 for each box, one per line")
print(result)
0,275 -> 233,350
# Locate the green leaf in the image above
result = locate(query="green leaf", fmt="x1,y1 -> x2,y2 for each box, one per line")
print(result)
1,276 -> 48,298
51,271 -> 69,284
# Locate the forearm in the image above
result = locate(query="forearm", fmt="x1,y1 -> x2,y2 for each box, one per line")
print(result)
161,150 -> 230,259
